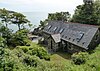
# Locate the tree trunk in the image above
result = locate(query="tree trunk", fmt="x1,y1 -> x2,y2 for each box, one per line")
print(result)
18,24 -> 20,30
5,22 -> 8,28
5,22 -> 8,45
6,23 -> 8,27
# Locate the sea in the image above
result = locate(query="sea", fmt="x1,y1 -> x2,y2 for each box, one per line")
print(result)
8,12 -> 48,32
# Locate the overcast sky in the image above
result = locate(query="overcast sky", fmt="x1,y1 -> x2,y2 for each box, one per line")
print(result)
0,0 -> 83,14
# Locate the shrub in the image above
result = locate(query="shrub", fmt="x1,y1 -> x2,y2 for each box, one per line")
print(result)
23,55 -> 39,67
31,47 -> 50,60
1,48 -> 37,71
0,48 -> 5,70
0,37 -> 3,46
20,46 -> 29,53
71,52 -> 89,65
9,29 -> 30,47
18,43 -> 50,60
5,59 -> 14,71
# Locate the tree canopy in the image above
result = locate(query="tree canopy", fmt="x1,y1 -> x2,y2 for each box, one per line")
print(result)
0,8 -> 12,27
11,12 -> 30,30
71,0 -> 100,25
0,8 -> 31,47
48,12 -> 71,22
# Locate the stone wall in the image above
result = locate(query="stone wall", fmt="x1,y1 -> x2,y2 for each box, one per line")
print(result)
43,29 -> 100,53
43,33 -> 59,52
62,41 -> 85,53
88,29 -> 100,50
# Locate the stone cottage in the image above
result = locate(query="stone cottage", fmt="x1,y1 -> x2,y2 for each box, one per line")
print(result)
43,21 -> 100,53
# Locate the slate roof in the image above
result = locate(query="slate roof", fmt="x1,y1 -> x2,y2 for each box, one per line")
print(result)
43,21 -> 99,50
51,34 -> 61,43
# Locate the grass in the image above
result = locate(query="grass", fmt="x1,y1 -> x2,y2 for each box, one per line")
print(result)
50,52 -> 72,65
4,42 -> 100,71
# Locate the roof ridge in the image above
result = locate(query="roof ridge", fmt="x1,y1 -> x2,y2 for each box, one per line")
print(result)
64,22 -> 99,28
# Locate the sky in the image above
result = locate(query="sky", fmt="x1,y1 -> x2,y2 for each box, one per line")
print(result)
0,0 -> 83,14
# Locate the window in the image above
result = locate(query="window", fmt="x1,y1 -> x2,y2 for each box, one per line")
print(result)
79,33 -> 84,37
59,28 -> 64,33
76,32 -> 84,42
48,25 -> 52,29
53,27 -> 57,31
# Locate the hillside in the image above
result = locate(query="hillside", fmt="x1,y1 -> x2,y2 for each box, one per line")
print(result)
0,42 -> 100,71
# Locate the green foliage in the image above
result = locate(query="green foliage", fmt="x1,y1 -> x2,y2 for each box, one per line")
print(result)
0,43 -> 100,71
71,0 -> 100,25
0,7 -> 100,71
0,9 -> 13,46
9,29 -> 30,47
0,36 -> 5,47
48,12 -> 71,22
39,20 -> 48,30
0,8 -> 12,27
72,52 -> 89,65
0,26 -> 12,38
11,12 -> 30,30
20,46 -> 29,53
23,55 -> 39,67
0,42 -> 50,71
0,47 -> 5,71
34,11 -> 71,36
85,44 -> 100,71
0,48 -> 38,71
33,20 -> 48,36
20,43 -> 50,61
31,47 -> 50,60
0,22 -> 12,47
0,8 -> 31,47
94,0 -> 100,25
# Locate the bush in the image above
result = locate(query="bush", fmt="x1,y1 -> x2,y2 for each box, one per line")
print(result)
0,48 -> 38,71
5,59 -> 14,71
20,46 -> 29,53
8,29 -> 30,47
71,52 -> 89,65
23,55 -> 39,67
0,48 -> 5,70
18,43 -> 50,61
31,47 -> 50,60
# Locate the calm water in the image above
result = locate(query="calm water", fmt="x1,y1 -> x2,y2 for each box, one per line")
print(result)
22,12 -> 48,26
8,12 -> 48,32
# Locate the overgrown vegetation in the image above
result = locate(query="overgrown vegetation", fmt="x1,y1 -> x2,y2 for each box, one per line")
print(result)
0,0 -> 100,70
0,8 -> 50,71
0,43 -> 100,71
71,0 -> 100,25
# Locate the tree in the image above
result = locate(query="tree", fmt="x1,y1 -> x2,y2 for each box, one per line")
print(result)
11,12 -> 30,30
71,0 -> 100,25
39,19 -> 48,30
0,22 -> 12,47
9,29 -> 29,47
48,12 -> 71,22
0,8 -> 12,27
33,12 -> 71,35
94,0 -> 100,25
0,9 -> 14,46
0,36 -> 5,48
